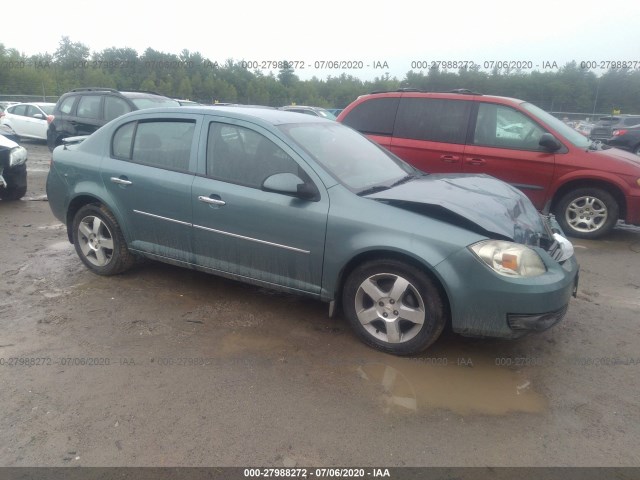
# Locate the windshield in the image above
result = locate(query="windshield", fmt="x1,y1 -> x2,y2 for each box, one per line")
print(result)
521,102 -> 590,148
130,97 -> 181,109
314,109 -> 336,120
279,122 -> 415,191
39,105 -> 55,115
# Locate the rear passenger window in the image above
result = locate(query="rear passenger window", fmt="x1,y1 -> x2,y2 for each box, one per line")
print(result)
76,96 -> 102,119
111,120 -> 195,172
473,103 -> 546,151
10,105 -> 27,116
341,97 -> 399,136
112,122 -> 135,159
394,98 -> 471,144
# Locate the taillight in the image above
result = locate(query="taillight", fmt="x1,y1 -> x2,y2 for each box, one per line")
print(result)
47,115 -> 54,124
0,112 -> 5,119
612,129 -> 627,136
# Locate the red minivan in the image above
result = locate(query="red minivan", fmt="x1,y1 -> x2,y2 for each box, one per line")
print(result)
337,90 -> 640,239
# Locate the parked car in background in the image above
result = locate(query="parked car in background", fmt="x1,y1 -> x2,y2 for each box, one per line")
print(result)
0,101 -> 19,111
337,90 -> 640,239
175,99 -> 200,106
47,88 -> 180,151
326,108 -> 344,117
0,102 -> 55,140
0,133 -> 28,200
573,121 -> 594,137
46,106 -> 577,355
279,105 -> 336,120
607,126 -> 640,156
589,115 -> 640,142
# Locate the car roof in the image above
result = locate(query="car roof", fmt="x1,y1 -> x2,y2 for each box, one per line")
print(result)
136,106 -> 334,126
360,90 -> 525,105
7,102 -> 56,108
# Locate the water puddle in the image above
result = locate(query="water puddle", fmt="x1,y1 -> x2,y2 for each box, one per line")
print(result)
354,352 -> 546,416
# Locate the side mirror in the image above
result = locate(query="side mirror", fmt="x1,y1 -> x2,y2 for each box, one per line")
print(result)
539,133 -> 562,151
33,113 -> 44,119
262,173 -> 318,201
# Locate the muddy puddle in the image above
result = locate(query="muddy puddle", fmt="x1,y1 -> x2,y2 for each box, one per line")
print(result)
354,354 -> 546,416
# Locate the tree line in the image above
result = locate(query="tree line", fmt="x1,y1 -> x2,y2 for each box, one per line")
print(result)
2,37 -> 640,114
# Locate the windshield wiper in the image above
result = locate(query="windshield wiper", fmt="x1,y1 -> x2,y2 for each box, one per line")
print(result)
389,174 -> 418,188
357,185 -> 391,196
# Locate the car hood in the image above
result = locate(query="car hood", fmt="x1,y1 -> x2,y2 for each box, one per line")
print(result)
366,174 -> 547,244
592,147 -> 640,167
0,132 -> 19,150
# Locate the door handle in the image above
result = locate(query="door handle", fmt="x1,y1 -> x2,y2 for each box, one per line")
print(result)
110,177 -> 132,185
439,155 -> 460,163
198,195 -> 226,206
465,158 -> 486,166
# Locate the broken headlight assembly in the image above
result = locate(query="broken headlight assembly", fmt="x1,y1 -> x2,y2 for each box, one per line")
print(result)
9,146 -> 27,167
470,240 -> 547,277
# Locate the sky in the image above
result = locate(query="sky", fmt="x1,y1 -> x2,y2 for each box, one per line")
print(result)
3,0 -> 640,81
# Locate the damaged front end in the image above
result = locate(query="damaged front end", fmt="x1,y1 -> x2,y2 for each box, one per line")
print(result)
366,173 -> 579,338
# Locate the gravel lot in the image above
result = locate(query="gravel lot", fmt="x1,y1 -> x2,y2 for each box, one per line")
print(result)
1,141 -> 639,467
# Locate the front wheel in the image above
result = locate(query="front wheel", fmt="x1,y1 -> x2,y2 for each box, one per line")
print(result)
554,187 -> 619,239
71,204 -> 135,275
342,259 -> 446,356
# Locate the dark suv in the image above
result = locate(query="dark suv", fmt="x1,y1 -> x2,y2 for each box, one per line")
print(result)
47,88 -> 180,151
337,89 -> 640,239
589,115 -> 640,142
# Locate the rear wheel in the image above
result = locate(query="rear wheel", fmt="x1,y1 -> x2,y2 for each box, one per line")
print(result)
342,259 -> 446,356
633,144 -> 640,156
554,187 -> 619,239
71,204 -> 135,275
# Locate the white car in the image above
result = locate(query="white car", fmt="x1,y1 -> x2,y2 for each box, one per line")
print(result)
0,102 -> 55,140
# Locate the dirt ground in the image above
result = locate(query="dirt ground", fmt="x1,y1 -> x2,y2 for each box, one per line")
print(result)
1,141 -> 639,467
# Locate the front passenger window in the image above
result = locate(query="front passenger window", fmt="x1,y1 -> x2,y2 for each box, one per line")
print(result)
474,103 -> 546,151
206,123 -> 301,189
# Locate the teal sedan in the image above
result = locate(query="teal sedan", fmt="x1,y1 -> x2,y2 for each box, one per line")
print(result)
46,106 -> 579,355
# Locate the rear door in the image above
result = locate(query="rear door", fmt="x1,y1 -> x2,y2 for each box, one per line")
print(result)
6,105 -> 28,136
100,115 -> 200,262
462,102 -> 555,209
389,97 -> 472,173
73,95 -> 105,136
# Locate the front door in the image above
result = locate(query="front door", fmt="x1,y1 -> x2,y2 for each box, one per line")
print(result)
191,119 -> 329,294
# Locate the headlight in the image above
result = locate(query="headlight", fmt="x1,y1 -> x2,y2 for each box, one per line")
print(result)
470,240 -> 546,277
9,146 -> 27,167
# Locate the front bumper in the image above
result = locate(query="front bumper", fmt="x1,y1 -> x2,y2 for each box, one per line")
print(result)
0,163 -> 27,190
435,244 -> 579,339
625,193 -> 640,226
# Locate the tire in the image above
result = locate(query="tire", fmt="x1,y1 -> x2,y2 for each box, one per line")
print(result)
554,187 -> 619,239
0,185 -> 27,201
633,144 -> 640,156
71,204 -> 135,275
342,259 -> 446,356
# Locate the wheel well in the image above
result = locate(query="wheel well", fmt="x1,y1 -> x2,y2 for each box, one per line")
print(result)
335,250 -> 451,323
550,179 -> 626,219
66,195 -> 102,242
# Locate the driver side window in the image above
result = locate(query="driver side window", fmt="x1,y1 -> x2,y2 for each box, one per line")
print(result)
474,103 -> 546,151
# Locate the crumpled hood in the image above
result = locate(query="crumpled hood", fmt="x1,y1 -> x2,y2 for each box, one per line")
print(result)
366,174 -> 547,244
